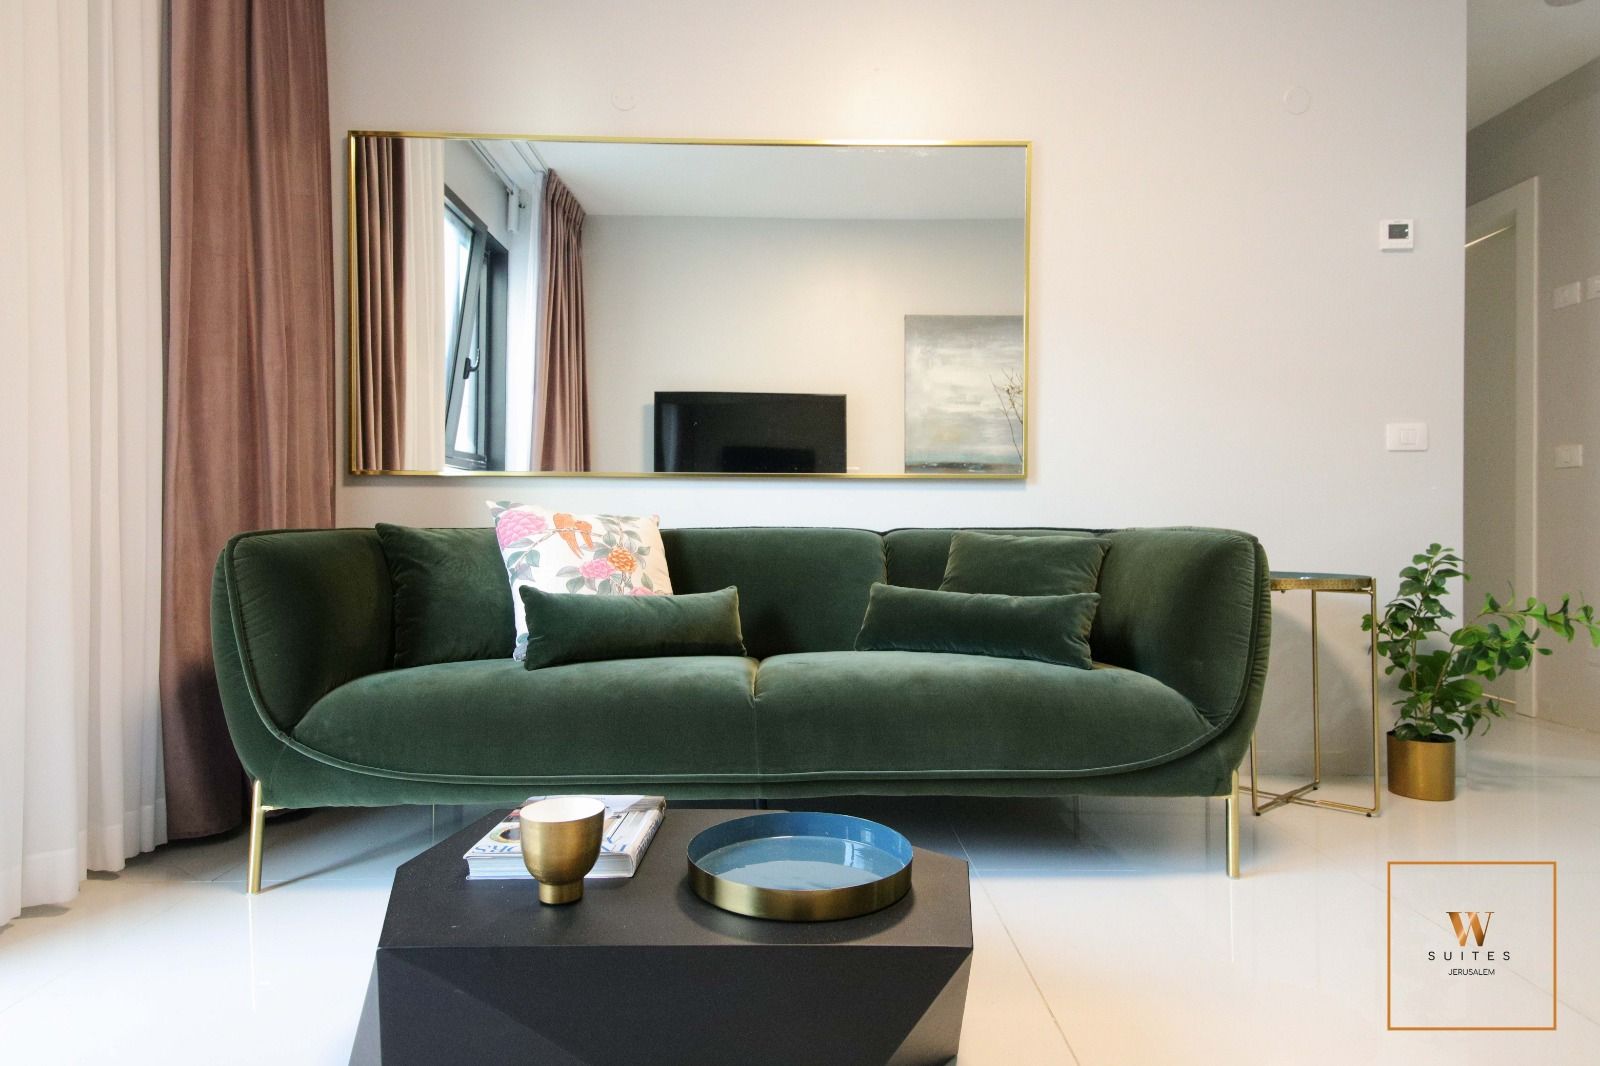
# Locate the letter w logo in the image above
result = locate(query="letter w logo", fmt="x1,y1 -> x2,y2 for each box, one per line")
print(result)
1447,911 -> 1493,947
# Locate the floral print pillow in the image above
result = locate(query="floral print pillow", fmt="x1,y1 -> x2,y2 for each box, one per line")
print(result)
489,501 -> 674,660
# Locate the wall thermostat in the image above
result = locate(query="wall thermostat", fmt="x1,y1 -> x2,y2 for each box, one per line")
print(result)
1380,219 -> 1414,251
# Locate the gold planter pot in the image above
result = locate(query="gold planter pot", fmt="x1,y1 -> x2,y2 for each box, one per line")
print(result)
1386,731 -> 1457,801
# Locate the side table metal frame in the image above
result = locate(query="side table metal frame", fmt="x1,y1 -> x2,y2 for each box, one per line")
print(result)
1248,573 -> 1382,818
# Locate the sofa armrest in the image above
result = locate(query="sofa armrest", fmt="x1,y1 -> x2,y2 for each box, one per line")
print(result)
1092,528 -> 1271,731
212,530 -> 394,744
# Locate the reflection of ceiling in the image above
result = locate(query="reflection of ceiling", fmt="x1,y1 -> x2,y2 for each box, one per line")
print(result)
1469,0 -> 1600,128
471,139 -> 543,197
515,141 -> 1025,220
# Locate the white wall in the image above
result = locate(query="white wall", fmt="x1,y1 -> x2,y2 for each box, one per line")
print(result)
1469,58 -> 1600,732
326,0 -> 1468,774
584,216 -> 1025,473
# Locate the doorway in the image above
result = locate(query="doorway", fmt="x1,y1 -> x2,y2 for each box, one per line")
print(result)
1463,177 -> 1539,713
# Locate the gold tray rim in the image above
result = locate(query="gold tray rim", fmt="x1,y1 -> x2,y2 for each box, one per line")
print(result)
686,815 -> 914,922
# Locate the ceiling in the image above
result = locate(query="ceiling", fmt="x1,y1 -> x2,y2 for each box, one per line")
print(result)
1469,0 -> 1600,127
507,141 -> 1026,220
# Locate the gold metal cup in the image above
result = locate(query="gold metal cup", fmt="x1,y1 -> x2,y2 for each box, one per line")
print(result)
519,797 -> 606,904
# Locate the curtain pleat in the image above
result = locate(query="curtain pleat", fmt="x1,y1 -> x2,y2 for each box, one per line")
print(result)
533,170 -> 590,471
354,136 -> 406,471
1,0 -> 167,925
163,0 -> 335,839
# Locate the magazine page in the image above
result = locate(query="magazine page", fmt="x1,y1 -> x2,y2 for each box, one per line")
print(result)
463,795 -> 666,879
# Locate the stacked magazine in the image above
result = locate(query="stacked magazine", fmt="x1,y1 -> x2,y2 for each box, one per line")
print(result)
463,795 -> 666,880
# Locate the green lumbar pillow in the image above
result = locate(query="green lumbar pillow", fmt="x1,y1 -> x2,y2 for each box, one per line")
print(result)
939,530 -> 1110,596
854,582 -> 1099,669
519,585 -> 747,670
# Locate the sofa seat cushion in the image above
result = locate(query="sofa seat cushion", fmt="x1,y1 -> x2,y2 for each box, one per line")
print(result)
292,657 -> 760,782
752,651 -> 1211,780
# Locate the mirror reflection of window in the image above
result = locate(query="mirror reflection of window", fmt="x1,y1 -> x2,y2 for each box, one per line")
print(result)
443,207 -> 471,371
442,195 -> 507,471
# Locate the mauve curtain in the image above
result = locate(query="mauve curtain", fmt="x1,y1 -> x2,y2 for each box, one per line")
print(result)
164,0 -> 336,838
533,170 -> 590,471
353,136 -> 406,471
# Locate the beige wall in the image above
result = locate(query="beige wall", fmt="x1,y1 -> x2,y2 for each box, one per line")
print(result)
326,0 -> 1469,774
583,216 -> 1025,473
1468,58 -> 1600,732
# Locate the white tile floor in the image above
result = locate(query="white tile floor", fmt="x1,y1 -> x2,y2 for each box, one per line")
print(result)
2,714 -> 1597,1065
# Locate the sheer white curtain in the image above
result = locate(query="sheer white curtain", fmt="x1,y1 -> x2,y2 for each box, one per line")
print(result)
400,138 -> 446,471
0,0 -> 166,925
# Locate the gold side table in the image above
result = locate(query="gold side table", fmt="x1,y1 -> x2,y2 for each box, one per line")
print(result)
1248,571 -> 1381,817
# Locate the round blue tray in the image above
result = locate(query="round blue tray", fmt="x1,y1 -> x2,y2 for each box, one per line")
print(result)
686,812 -> 914,921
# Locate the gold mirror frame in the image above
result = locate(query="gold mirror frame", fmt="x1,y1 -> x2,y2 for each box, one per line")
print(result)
345,132 -> 1032,479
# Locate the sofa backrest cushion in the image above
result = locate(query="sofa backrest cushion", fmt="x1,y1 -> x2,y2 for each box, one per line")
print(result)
939,530 -> 1111,596
661,527 -> 886,659
377,524 -> 516,667
883,527 -> 1102,590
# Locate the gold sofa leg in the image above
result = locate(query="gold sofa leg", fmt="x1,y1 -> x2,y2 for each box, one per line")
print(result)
246,780 -> 275,895
1226,769 -> 1241,879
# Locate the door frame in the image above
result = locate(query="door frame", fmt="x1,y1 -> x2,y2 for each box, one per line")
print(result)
1465,176 -> 1539,715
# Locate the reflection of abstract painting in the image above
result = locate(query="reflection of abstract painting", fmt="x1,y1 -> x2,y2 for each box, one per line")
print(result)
904,315 -> 1025,474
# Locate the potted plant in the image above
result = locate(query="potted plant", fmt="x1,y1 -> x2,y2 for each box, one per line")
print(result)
1363,544 -> 1600,800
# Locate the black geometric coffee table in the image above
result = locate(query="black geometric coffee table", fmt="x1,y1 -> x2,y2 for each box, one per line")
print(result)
350,808 -> 972,1066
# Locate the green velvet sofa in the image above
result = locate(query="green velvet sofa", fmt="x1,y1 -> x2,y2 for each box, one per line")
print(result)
212,525 -> 1271,890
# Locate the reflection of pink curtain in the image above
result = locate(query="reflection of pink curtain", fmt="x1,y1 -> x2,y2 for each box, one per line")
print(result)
534,171 -> 590,471
164,0 -> 335,838
353,137 -> 405,471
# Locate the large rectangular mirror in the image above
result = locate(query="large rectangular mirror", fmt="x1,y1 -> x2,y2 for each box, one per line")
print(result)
347,134 -> 1029,477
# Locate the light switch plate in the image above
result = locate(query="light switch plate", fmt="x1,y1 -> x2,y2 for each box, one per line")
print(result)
1554,281 -> 1583,309
1386,422 -> 1429,451
1555,443 -> 1584,469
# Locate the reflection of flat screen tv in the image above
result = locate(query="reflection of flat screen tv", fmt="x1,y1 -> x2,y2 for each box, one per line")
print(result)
654,391 -> 846,474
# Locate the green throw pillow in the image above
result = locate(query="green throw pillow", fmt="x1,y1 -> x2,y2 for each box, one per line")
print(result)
376,524 -> 514,668
854,583 -> 1099,669
520,585 -> 747,670
939,530 -> 1109,596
